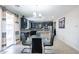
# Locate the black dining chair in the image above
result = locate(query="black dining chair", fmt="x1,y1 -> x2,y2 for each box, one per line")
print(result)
21,32 -> 31,53
30,31 -> 36,36
43,35 -> 55,54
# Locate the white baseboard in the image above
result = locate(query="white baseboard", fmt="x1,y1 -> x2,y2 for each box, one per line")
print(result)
59,39 -> 79,51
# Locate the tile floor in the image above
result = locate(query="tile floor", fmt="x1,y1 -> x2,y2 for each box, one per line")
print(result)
0,37 -> 79,54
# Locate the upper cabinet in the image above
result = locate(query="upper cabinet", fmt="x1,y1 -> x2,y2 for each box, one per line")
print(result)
20,16 -> 27,30
30,21 -> 53,30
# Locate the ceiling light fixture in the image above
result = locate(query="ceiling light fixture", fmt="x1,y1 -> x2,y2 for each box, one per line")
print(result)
38,13 -> 42,17
33,12 -> 37,17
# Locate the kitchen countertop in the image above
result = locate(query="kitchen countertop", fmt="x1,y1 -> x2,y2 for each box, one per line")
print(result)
21,29 -> 51,32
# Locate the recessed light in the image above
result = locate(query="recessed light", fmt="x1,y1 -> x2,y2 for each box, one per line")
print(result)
33,12 -> 37,17
39,13 -> 42,17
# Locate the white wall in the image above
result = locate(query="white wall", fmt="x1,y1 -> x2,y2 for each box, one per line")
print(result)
56,7 -> 79,51
0,7 -> 2,50
6,11 -> 16,46
14,15 -> 20,43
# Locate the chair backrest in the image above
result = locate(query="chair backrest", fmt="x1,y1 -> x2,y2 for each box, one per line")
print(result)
32,38 -> 42,53
44,34 -> 54,46
30,31 -> 36,36
21,32 -> 29,45
50,35 -> 54,46
24,32 -> 29,37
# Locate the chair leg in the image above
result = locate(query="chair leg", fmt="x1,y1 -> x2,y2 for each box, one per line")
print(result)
21,48 -> 31,53
44,46 -> 54,54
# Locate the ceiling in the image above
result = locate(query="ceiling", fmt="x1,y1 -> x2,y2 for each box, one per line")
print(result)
3,5 -> 78,19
